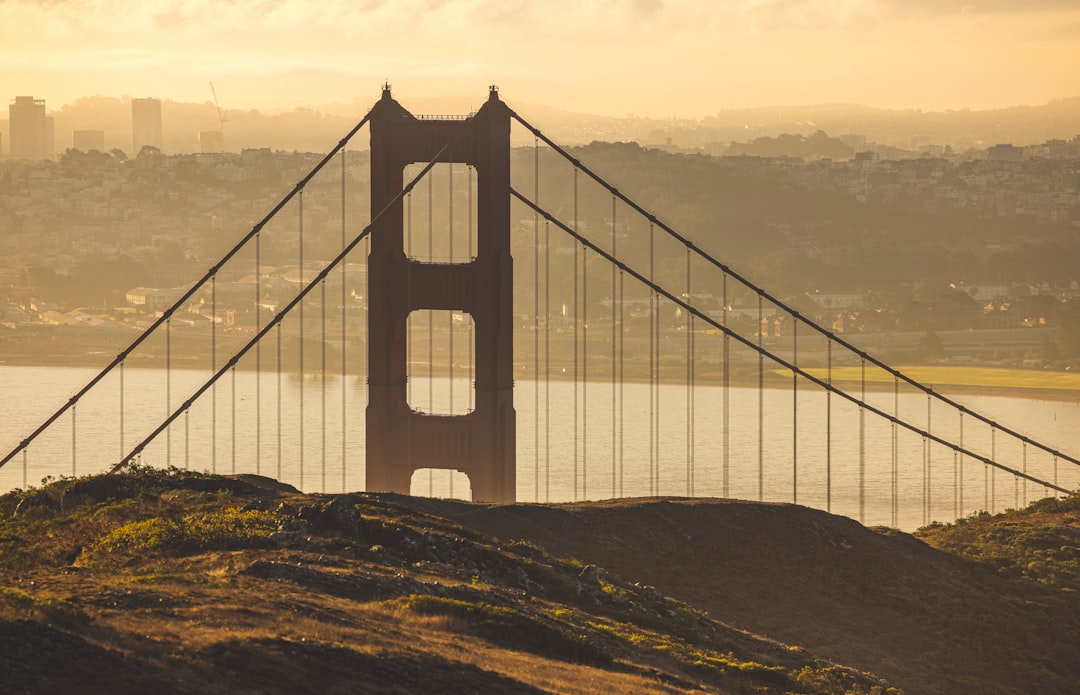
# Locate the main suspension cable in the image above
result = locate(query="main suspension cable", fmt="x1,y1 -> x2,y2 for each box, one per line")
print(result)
511,188 -> 1071,494
113,145 -> 452,472
508,110 -> 1080,472
2,110 -> 375,473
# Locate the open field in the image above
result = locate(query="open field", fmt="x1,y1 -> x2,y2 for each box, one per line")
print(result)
796,364 -> 1080,395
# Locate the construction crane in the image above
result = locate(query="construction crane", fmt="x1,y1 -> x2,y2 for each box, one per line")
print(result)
210,82 -> 227,135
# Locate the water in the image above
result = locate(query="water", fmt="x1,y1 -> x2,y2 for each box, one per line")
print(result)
1,364 -> 1077,530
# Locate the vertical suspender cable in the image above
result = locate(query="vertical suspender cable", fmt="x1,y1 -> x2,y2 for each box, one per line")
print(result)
654,232 -> 661,496
958,412 -> 964,518
953,446 -> 959,520
468,167 -> 475,415
892,376 -> 899,527
448,162 -> 454,497
618,268 -> 625,497
166,319 -> 171,469
686,247 -> 692,497
276,323 -> 282,481
827,341 -> 833,512
924,391 -> 931,524
22,449 -> 27,490
583,242 -> 589,500
1006,429 -> 1015,509
649,222 -> 655,496
184,409 -> 190,471
924,440 -> 933,522
690,302 -> 695,495
255,232 -> 261,476
231,366 -> 237,473
860,358 -> 866,524
71,405 -> 77,476
119,361 -> 125,461
428,174 -> 433,417
758,293 -> 764,502
298,191 -> 305,490
991,426 -> 996,514
211,275 -> 217,473
363,227 -> 370,479
448,161 -> 454,406
617,209 -> 626,496
959,412 -> 965,516
340,147 -> 347,493
535,141 -> 541,501
321,279 -> 327,492
792,317 -> 797,504
573,168 -> 579,501
544,218 -> 551,502
612,196 -> 618,499
722,272 -> 730,498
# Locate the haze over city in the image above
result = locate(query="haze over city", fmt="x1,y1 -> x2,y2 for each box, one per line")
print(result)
3,0 -> 1080,117
5,3 -> 1080,694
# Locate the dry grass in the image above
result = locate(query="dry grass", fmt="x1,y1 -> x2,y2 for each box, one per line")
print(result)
800,364 -> 1080,392
0,468 -> 903,694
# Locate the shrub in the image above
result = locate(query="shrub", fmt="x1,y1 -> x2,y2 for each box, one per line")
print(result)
85,507 -> 280,561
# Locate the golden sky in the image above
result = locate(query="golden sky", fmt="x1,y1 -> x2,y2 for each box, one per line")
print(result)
2,0 -> 1078,117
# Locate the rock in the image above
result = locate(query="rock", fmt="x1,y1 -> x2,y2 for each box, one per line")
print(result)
271,518 -> 308,548
312,496 -> 359,533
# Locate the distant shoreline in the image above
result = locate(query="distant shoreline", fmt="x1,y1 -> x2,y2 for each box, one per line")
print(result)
3,351 -> 1080,404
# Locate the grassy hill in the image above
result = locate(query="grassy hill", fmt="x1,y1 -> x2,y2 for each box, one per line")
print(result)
1,467 -> 1078,694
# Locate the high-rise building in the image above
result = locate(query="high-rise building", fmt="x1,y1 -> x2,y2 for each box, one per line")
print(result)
131,98 -> 163,155
9,96 -> 52,160
72,130 -> 106,152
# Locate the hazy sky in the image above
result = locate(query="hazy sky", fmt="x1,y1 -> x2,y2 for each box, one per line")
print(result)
2,0 -> 1078,117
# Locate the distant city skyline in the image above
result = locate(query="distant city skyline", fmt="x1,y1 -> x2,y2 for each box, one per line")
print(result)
1,0 -> 1079,119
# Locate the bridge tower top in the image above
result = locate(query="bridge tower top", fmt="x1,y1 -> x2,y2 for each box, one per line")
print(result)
365,89 -> 516,503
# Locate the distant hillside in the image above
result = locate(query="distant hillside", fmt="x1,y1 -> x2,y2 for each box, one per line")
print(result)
12,94 -> 1080,156
695,97 -> 1080,150
3,468 -> 1079,693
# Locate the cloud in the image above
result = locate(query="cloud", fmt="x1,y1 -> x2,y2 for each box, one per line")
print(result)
0,0 -> 674,36
3,0 -> 1076,115
881,0 -> 1080,15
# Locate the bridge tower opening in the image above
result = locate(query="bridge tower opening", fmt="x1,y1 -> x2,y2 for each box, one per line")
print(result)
366,86 -> 515,503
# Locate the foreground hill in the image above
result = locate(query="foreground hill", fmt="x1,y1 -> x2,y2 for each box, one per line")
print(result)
430,495 -> 1080,695
1,468 -> 1077,694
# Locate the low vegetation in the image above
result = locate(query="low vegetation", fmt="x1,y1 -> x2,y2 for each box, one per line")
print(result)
3,466 -> 1079,693
917,494 -> 1080,591
1,466 -> 899,694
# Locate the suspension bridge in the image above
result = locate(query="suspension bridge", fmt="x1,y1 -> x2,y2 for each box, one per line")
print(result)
1,86 -> 1077,530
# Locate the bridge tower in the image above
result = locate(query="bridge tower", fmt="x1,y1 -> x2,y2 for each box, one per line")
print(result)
366,86 -> 515,503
